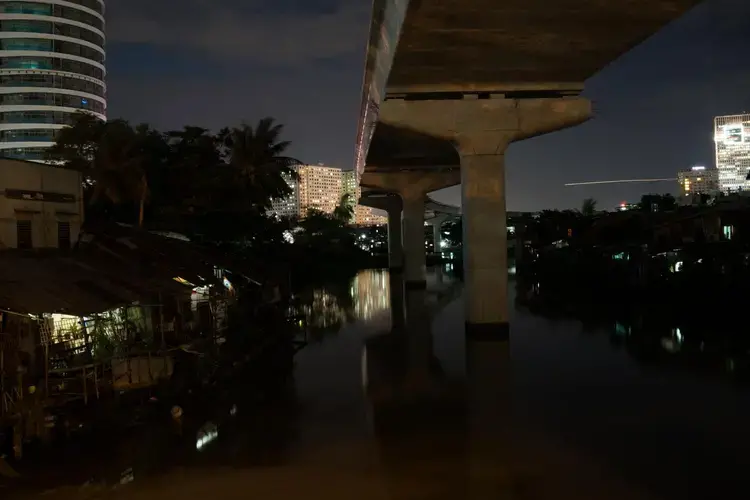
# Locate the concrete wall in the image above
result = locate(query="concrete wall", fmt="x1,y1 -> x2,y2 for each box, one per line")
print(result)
0,158 -> 83,249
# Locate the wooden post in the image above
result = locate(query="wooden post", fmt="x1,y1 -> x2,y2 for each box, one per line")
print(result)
1,343 -> 4,417
158,293 -> 166,350
82,366 -> 87,405
94,366 -> 99,400
80,316 -> 90,359
44,344 -> 49,398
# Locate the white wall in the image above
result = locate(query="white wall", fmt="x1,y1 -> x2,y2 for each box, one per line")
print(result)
0,158 -> 83,249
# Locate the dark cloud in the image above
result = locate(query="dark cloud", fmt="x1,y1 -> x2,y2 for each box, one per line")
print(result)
106,0 -> 371,65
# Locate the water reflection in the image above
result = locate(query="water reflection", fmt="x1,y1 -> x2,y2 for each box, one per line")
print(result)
514,279 -> 750,499
363,282 -> 469,499
292,269 -> 393,341
517,279 -> 750,387
352,270 -> 391,321
16,267 -> 744,500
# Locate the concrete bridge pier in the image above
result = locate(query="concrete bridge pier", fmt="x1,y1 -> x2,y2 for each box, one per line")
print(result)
361,170 -> 460,290
358,193 -> 404,272
378,97 -> 591,338
386,204 -> 404,272
427,214 -> 450,254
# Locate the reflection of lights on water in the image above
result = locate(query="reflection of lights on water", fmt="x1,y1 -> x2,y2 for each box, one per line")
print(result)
229,404 -> 238,417
614,322 -> 631,337
119,467 -> 134,485
727,358 -> 736,373
361,347 -> 368,390
196,424 -> 219,451
351,270 -> 390,321
294,270 -> 392,331
661,328 -> 683,353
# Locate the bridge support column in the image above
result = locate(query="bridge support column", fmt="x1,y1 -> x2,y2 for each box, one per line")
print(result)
402,192 -> 426,289
377,97 -> 592,339
386,204 -> 403,272
361,170 -> 460,290
428,214 -> 449,254
459,150 -> 510,339
358,193 -> 404,272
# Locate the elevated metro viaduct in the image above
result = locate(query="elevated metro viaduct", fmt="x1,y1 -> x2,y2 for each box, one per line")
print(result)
355,0 -> 703,339
360,190 -> 460,270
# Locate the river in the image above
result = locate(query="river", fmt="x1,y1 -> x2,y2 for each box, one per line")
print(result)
6,267 -> 750,499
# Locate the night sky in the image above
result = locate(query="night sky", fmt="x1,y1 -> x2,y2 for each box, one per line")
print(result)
105,0 -> 750,212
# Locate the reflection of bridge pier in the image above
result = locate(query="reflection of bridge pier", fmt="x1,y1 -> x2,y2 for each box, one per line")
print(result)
465,337 -> 513,497
363,274 -> 466,499
389,272 -> 405,331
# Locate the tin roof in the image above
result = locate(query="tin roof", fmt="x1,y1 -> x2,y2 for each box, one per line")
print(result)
0,224 -> 252,315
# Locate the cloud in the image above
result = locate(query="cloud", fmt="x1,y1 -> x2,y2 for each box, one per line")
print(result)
105,0 -> 371,65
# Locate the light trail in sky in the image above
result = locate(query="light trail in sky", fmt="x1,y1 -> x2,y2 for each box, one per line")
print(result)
564,178 -> 676,187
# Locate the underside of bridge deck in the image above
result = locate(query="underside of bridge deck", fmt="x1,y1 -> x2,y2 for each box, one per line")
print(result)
388,0 -> 703,94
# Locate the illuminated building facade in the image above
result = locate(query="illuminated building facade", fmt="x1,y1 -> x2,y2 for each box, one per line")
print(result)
342,169 -> 359,200
677,166 -> 718,198
298,164 -> 342,216
268,168 -> 299,218
269,165 -> 387,224
714,114 -> 750,192
354,205 -> 387,226
343,169 -> 386,226
0,0 -> 107,161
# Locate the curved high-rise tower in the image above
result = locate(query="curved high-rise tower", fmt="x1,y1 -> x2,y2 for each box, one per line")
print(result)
0,0 -> 105,161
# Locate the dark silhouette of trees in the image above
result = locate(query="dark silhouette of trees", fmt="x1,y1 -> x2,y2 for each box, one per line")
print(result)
639,193 -> 677,213
581,198 -> 597,216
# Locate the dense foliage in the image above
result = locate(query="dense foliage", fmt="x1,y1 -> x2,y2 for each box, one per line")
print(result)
46,112 -> 372,268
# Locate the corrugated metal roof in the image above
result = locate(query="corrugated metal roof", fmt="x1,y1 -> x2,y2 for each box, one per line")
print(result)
0,225 -> 244,315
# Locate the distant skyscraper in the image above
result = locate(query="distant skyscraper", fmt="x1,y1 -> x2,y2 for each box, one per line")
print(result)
714,113 -> 750,192
0,0 -> 107,161
677,166 -> 718,198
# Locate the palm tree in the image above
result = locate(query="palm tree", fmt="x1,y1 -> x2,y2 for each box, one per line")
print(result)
333,193 -> 355,224
219,117 -> 303,210
160,126 -> 222,214
47,113 -> 164,227
581,198 -> 597,216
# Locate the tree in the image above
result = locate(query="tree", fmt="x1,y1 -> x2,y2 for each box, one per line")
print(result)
581,198 -> 597,216
639,193 -> 677,213
219,117 -> 303,211
333,193 -> 355,224
155,126 -> 223,216
47,113 -> 164,227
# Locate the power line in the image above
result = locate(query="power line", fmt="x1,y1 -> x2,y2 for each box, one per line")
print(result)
564,178 -> 676,187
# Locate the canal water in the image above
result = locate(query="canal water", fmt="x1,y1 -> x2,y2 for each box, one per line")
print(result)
6,267 -> 750,499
